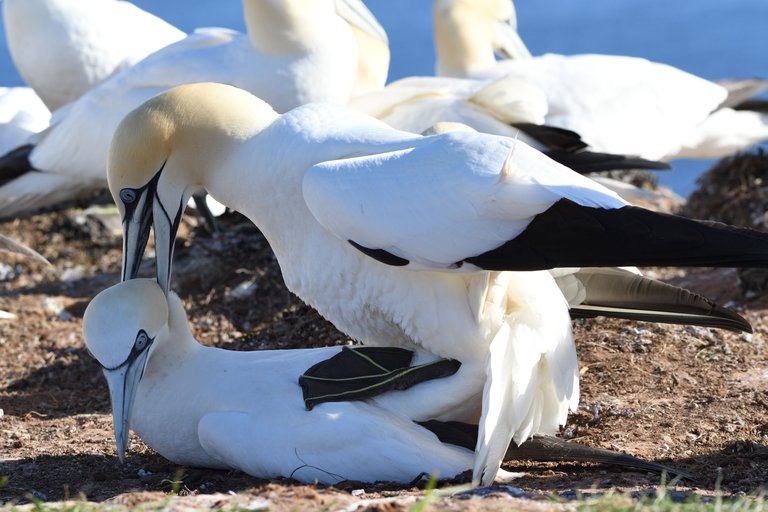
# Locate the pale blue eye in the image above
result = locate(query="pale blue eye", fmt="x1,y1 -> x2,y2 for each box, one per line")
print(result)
135,331 -> 149,351
120,188 -> 137,204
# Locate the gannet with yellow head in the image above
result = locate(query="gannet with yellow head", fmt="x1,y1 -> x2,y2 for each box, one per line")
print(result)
109,83 -> 766,485
432,0 -> 768,161
0,0 -> 386,218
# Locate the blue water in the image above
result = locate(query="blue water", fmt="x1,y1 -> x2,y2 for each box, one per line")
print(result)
0,0 -> 766,196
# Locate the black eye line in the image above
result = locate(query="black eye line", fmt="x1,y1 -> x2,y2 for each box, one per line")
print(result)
99,329 -> 155,372
120,162 -> 166,219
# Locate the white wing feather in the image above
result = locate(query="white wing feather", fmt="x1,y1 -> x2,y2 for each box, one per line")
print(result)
303,131 -> 626,269
475,54 -> 728,160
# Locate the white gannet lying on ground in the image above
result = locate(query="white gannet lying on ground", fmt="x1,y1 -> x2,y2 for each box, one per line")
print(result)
107,83 -> 764,485
0,0 -> 383,218
432,0 -> 768,161
84,279 -> 692,483
83,279 -> 475,484
2,0 -> 185,111
0,87 -> 50,156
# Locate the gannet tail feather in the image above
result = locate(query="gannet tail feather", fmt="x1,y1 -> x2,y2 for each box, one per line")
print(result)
473,274 -> 577,486
506,435 -> 694,480
544,150 -> 671,174
564,267 -> 751,332
511,123 -> 588,152
464,199 -> 768,271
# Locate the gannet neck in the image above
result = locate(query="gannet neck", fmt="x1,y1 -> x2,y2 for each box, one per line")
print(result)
243,0 -> 342,55
433,0 -> 508,78
349,24 -> 391,96
143,290 -> 199,372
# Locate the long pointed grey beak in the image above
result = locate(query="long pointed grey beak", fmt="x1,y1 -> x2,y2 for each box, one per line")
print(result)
118,164 -> 186,295
152,190 -> 187,296
102,349 -> 151,463
121,185 -> 155,283
495,20 -> 532,60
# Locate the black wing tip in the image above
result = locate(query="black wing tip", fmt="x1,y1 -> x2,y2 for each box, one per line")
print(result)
570,306 -> 752,333
734,98 -> 768,113
349,240 -> 409,266
512,122 -> 589,152
463,199 -> 768,271
511,434 -> 696,480
547,150 -> 672,174
0,143 -> 36,186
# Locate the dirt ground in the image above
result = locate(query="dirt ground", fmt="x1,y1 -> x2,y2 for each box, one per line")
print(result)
1,193 -> 767,511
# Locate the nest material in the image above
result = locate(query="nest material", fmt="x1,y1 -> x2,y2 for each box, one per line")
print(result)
682,149 -> 768,228
681,148 -> 768,296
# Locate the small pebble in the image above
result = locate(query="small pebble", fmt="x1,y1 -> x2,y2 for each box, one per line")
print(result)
244,499 -> 270,510
351,489 -> 365,497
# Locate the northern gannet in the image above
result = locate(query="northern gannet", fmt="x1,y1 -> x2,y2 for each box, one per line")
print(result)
83,279 -> 475,484
433,0 -> 768,161
84,279 -> 691,483
2,0 -> 185,110
0,0 -> 382,218
349,75 -> 671,174
108,83 -> 765,485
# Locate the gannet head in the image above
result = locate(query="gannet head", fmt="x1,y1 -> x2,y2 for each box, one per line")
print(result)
433,0 -> 531,77
107,82 -> 278,294
83,279 -> 169,463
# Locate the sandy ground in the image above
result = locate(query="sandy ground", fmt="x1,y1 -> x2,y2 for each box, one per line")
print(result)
1,197 -> 767,510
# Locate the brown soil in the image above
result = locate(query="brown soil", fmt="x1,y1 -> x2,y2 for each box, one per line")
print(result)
1,198 -> 767,510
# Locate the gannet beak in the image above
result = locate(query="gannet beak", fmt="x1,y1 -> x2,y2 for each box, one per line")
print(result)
494,20 -> 531,60
118,163 -> 186,295
120,171 -> 161,284
102,348 -> 151,463
151,189 -> 186,296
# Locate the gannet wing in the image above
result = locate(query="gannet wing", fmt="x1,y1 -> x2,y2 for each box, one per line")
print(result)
553,267 -> 751,332
487,54 -> 728,159
304,130 -> 768,272
198,408 -> 471,484
304,131 -> 627,269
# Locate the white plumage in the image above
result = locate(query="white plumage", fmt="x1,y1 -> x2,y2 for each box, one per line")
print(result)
0,87 -> 50,155
83,279 -> 478,484
108,83 -> 765,485
2,0 -> 185,110
433,0 -> 768,161
0,0 -> 383,218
